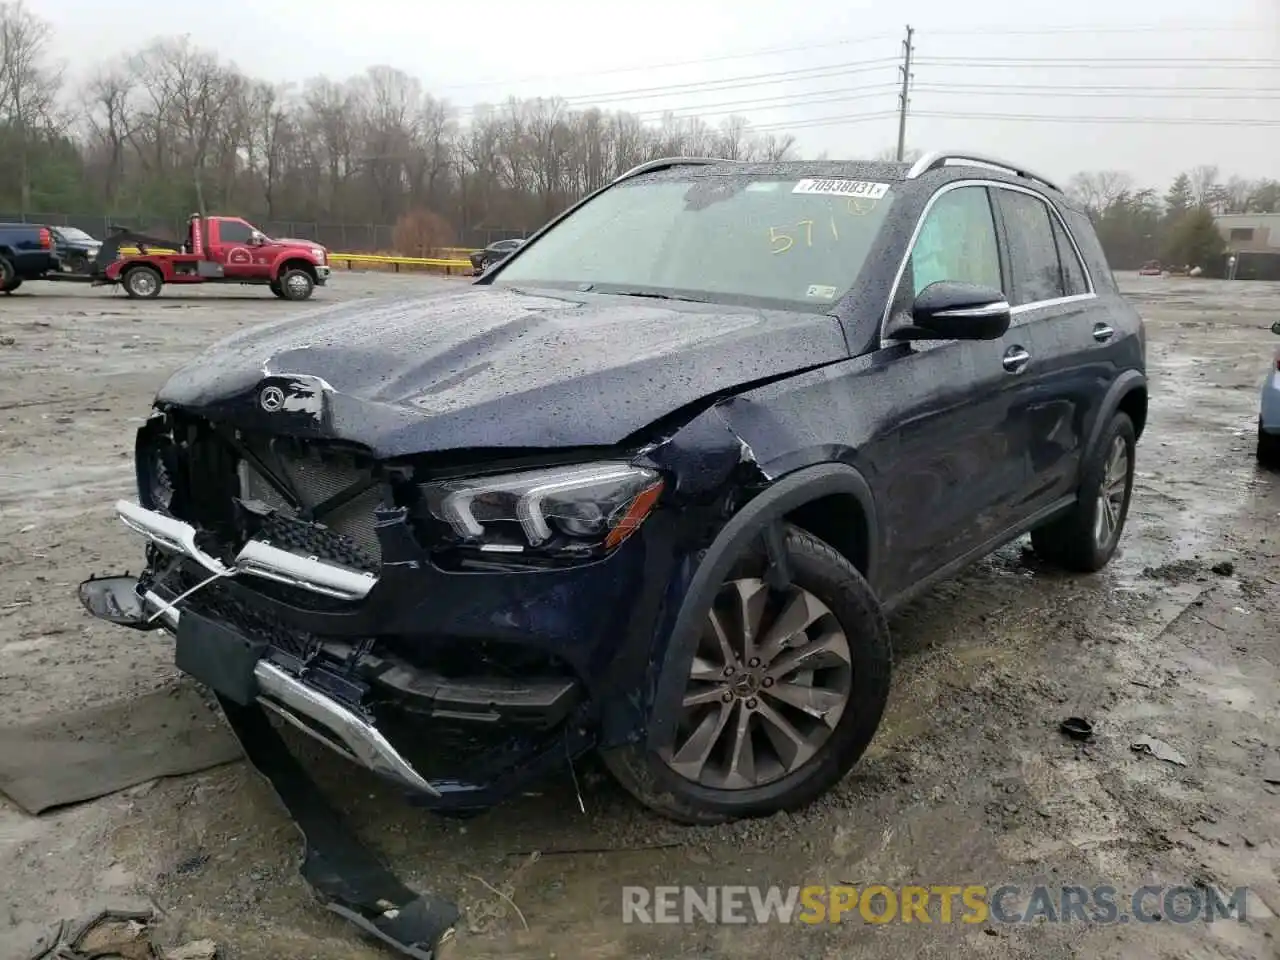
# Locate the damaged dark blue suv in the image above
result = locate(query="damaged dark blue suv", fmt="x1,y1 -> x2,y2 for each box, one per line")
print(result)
82,152 -> 1146,828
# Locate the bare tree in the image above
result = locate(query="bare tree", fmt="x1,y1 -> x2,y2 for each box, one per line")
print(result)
0,1 -> 64,209
1188,164 -> 1220,209
1067,171 -> 1135,216
134,37 -> 239,214
82,62 -> 134,208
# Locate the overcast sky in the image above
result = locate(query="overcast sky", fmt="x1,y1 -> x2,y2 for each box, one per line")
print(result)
38,0 -> 1280,190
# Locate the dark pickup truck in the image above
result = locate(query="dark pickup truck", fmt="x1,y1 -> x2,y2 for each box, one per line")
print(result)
0,223 -> 59,292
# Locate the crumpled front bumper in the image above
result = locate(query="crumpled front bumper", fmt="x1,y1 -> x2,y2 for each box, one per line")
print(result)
96,499 -> 438,797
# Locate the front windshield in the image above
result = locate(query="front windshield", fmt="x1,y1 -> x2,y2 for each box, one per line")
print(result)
494,173 -> 896,309
58,228 -> 96,243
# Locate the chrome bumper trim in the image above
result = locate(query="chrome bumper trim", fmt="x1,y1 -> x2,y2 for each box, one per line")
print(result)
115,499 -> 375,601
253,661 -> 438,796
143,589 -> 180,631
137,591 -> 437,796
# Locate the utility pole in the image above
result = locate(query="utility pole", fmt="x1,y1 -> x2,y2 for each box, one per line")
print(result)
896,25 -> 915,162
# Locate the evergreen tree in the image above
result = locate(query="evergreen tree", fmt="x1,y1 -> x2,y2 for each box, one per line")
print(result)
1164,173 -> 1193,218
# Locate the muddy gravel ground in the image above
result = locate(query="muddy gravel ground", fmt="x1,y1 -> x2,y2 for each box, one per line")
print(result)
2,274 -> 1279,960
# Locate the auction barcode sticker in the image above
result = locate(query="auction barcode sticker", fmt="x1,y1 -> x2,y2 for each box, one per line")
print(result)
792,179 -> 890,200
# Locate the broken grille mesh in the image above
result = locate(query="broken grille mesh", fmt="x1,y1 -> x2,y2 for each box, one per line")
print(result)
238,445 -> 383,570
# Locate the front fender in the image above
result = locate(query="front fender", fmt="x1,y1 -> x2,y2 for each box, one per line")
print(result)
643,461 -> 879,752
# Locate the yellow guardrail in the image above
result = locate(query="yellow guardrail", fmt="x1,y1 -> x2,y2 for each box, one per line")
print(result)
329,253 -> 473,274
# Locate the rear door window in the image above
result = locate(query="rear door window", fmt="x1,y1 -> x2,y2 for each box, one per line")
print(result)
996,189 -> 1067,306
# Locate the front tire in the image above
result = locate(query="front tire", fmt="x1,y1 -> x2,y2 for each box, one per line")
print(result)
602,525 -> 892,824
122,265 -> 162,299
269,280 -> 286,299
1257,421 -> 1280,470
1032,411 -> 1136,572
277,268 -> 314,301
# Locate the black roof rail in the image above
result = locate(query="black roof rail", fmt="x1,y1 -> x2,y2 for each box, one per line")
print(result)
906,150 -> 1062,193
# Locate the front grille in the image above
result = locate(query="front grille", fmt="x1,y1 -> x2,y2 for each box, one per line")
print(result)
238,449 -> 383,570
161,417 -> 386,577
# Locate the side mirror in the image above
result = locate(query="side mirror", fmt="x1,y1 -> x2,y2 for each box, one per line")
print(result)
248,231 -> 265,246
1271,320 -> 1280,336
902,281 -> 1012,341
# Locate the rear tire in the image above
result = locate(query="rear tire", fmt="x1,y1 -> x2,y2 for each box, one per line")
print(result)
0,255 -> 16,293
277,268 -> 314,301
1257,422 -> 1280,470
601,525 -> 892,825
122,265 -> 162,299
1032,411 -> 1136,572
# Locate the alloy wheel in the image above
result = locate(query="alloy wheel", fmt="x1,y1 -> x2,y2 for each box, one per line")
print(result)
663,577 -> 853,790
1094,435 -> 1129,548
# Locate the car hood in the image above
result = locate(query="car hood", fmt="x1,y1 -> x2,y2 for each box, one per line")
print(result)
154,286 -> 849,457
266,238 -> 324,255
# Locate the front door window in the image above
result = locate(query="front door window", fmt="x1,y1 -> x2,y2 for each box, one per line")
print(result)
909,186 -> 1003,296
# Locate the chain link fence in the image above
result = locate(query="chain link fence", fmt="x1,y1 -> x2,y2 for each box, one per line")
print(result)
0,213 -> 527,253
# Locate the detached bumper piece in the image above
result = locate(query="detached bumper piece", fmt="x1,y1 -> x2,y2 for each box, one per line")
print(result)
220,697 -> 458,960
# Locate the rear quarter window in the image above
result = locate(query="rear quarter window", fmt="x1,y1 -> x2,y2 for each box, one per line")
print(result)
1061,207 -> 1117,292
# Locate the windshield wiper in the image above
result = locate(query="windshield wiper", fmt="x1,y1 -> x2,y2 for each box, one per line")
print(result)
609,289 -> 709,303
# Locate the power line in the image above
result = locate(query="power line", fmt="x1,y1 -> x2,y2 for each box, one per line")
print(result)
914,82 -> 1280,96
630,86 -> 899,120
435,24 -> 1263,93
754,110 -> 902,133
924,23 -> 1265,35
914,85 -> 1280,101
912,109 -> 1280,126
915,56 -> 1280,69
458,58 -> 900,113
435,34 -> 899,92
748,107 -> 1280,133
751,110 -> 906,133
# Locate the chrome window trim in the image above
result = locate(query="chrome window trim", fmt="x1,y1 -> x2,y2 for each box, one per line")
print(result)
879,178 -> 1097,346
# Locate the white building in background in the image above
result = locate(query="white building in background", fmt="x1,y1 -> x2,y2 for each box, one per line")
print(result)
1214,214 -> 1280,280
1215,214 -> 1280,253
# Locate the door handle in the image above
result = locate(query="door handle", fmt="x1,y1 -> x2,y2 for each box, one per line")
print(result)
1093,323 -> 1115,342
1002,345 -> 1031,374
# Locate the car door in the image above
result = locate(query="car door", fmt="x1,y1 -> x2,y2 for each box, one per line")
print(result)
205,218 -> 258,277
990,185 -> 1112,517
873,183 -> 1029,597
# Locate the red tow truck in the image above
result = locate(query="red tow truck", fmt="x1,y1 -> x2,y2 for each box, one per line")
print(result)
95,214 -> 331,300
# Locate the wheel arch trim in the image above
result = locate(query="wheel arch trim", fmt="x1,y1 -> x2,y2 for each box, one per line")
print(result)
1084,371 -> 1147,474
644,462 -> 879,751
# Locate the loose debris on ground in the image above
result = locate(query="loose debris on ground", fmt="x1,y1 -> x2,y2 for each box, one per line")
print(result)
24,909 -> 217,960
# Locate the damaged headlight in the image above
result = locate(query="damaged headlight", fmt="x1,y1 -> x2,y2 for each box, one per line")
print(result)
422,462 -> 664,553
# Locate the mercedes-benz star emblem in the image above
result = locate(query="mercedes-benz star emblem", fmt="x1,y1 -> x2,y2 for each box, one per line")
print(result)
259,385 -> 285,412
